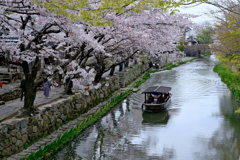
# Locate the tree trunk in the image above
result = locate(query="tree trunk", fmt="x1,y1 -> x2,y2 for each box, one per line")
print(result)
94,58 -> 105,83
64,77 -> 73,94
22,57 -> 40,113
109,66 -> 115,76
124,60 -> 129,68
24,75 -> 37,113
94,71 -> 103,83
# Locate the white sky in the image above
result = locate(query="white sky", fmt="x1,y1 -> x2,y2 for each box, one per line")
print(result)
178,2 -> 218,24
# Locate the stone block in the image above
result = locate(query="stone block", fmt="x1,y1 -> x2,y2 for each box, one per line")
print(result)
21,127 -> 27,134
11,137 -> 17,144
56,119 -> 62,124
33,126 -> 38,133
16,139 -> 23,147
1,125 -> 8,133
2,147 -> 12,157
22,134 -> 28,143
4,139 -> 10,148
16,132 -> 21,140
59,106 -> 63,113
13,118 -> 28,131
75,104 -> 81,109
26,126 -> 33,135
0,132 -> 6,142
10,129 -> 16,136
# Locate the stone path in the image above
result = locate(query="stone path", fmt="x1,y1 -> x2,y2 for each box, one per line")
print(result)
0,59 -> 138,122
0,86 -> 65,122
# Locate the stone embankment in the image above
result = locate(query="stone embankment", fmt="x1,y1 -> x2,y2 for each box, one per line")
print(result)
0,63 -> 149,158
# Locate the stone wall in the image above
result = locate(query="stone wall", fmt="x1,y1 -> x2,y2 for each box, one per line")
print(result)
0,89 -> 21,102
150,52 -> 189,68
0,63 -> 148,158
119,64 -> 148,87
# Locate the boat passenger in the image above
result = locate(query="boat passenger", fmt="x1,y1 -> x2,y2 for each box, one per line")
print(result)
157,96 -> 165,103
163,93 -> 169,102
148,95 -> 154,103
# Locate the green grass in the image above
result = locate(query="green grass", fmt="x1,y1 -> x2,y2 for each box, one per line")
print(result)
133,72 -> 150,88
21,89 -> 132,160
163,59 -> 196,70
213,64 -> 240,103
201,52 -> 212,57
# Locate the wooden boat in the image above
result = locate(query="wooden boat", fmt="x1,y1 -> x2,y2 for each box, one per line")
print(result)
142,86 -> 172,112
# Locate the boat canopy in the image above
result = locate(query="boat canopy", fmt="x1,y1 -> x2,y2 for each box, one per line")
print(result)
142,86 -> 171,94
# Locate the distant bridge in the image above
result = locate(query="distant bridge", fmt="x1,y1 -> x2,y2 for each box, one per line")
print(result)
184,44 -> 210,57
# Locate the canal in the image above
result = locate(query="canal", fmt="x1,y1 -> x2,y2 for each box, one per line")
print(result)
49,55 -> 240,160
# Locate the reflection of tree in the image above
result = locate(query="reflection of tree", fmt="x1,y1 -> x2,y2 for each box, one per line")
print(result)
49,127 -> 94,160
194,122 -> 239,159
142,111 -> 170,125
194,93 -> 240,159
56,142 -> 83,160
93,121 -> 106,160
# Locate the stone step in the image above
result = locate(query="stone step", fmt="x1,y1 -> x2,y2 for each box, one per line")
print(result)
0,80 -> 10,84
1,77 -> 11,81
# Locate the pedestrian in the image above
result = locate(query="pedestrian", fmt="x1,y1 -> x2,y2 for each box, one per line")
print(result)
149,61 -> 153,68
0,82 -> 3,88
58,70 -> 63,87
12,51 -> 19,63
95,63 -> 99,72
119,63 -> 123,71
43,78 -> 52,98
20,77 -> 26,101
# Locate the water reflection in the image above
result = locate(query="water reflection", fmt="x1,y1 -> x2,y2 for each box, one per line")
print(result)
142,111 -> 170,125
49,56 -> 240,160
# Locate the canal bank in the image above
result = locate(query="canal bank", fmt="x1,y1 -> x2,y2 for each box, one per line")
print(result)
3,55 -> 194,160
213,64 -> 240,102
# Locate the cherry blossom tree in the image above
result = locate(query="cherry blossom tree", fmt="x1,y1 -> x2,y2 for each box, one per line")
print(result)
0,0 -> 60,113
0,1 -> 105,113
0,0 -> 200,114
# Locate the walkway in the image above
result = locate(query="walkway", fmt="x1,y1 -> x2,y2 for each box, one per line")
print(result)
0,86 -> 64,122
0,60 -> 137,122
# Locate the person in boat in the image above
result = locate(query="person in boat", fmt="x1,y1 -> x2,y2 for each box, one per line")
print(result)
157,95 -> 165,103
147,95 -> 154,103
163,93 -> 169,102
152,93 -> 159,98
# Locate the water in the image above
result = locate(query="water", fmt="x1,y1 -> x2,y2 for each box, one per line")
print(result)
49,56 -> 240,160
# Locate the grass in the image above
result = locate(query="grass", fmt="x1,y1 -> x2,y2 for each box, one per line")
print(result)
21,89 -> 132,160
162,58 -> 196,70
213,64 -> 240,104
201,52 -> 212,57
133,72 -> 150,88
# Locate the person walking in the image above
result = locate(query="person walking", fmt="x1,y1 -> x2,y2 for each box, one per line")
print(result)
20,77 -> 26,101
149,61 -> 153,68
43,78 -> 52,98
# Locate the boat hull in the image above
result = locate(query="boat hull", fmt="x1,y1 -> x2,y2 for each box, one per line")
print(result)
142,99 -> 171,112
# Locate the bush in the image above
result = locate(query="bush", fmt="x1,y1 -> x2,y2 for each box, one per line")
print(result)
177,45 -> 184,51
